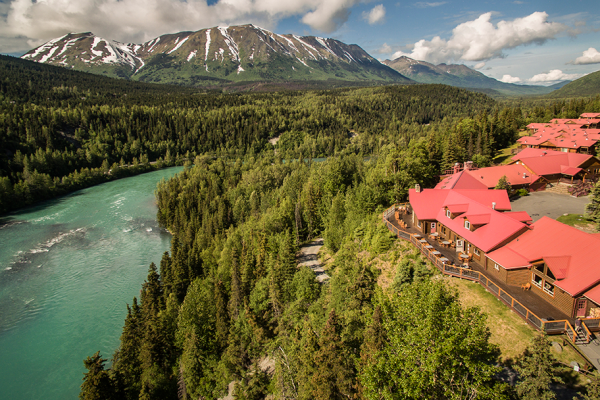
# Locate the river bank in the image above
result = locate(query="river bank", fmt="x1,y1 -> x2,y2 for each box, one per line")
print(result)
0,166 -> 183,400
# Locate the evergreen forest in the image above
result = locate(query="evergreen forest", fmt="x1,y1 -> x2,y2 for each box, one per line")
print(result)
2,55 -> 600,399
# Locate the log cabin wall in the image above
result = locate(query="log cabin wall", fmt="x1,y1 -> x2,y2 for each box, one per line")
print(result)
506,268 -> 531,286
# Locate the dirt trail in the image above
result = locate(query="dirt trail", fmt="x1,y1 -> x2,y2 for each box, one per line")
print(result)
297,238 -> 329,282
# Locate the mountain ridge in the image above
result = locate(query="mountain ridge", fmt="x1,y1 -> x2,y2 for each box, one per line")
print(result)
22,25 -> 412,86
383,55 -> 556,96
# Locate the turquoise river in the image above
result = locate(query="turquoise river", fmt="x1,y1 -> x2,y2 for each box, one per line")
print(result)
0,167 -> 183,400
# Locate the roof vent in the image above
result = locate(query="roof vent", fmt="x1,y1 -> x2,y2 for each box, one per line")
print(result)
523,173 -> 526,178
492,202 -> 496,210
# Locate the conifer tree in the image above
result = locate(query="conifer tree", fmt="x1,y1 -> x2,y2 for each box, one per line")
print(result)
585,181 -> 600,230
514,334 -> 562,400
495,175 -> 512,192
80,352 -> 117,400
311,309 -> 356,400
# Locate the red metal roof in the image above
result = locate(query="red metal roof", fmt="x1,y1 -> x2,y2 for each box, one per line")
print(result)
486,246 -> 531,270
512,149 -> 592,176
447,204 -> 469,214
504,211 -> 533,223
584,284 -> 600,305
560,165 -> 582,176
464,164 -> 541,188
581,113 -> 600,119
465,213 -> 491,225
435,170 -> 488,190
409,189 -> 527,253
436,192 -> 528,253
543,256 -> 571,280
409,189 -> 511,221
498,217 -> 600,297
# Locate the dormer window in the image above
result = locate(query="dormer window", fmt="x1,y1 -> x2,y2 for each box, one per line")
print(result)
446,209 -> 451,218
464,220 -> 470,230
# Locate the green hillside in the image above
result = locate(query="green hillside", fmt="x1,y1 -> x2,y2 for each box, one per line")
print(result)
547,69 -> 600,98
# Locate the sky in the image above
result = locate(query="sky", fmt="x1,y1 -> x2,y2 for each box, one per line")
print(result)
0,0 -> 598,86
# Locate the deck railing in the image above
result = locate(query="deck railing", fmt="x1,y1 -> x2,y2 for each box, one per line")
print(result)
382,204 -> 594,339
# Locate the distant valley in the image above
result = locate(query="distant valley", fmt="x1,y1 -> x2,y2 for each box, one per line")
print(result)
383,56 -> 565,97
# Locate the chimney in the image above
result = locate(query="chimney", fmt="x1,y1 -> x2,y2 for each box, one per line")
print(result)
523,173 -> 526,178
453,162 -> 460,174
465,161 -> 473,171
492,202 -> 496,210
415,184 -> 421,193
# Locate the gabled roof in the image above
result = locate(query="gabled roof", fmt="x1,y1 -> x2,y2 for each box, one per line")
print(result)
436,191 -> 528,253
447,203 -> 469,214
498,217 -> 600,297
464,164 -> 541,188
409,189 -> 511,221
512,148 -> 593,176
581,113 -> 600,119
465,213 -> 491,225
435,170 -> 488,190
409,189 -> 527,253
543,256 -> 571,280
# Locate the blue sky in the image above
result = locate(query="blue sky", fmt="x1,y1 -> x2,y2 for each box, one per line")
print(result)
1,0 -> 598,85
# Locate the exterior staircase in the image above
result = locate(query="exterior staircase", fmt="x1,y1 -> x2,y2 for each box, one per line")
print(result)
544,182 -> 572,195
566,325 -> 589,345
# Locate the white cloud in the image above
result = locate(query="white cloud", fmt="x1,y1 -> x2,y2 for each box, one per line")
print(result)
414,2 -> 447,7
398,11 -> 568,64
363,4 -> 386,25
500,74 -> 521,83
474,62 -> 485,69
0,0 -> 363,53
375,42 -> 393,54
572,47 -> 600,65
528,69 -> 580,83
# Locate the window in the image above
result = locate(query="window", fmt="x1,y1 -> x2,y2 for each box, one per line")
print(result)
543,281 -> 555,296
494,263 -> 499,271
535,264 -> 544,273
464,220 -> 470,230
431,223 -> 436,231
532,274 -> 542,288
474,248 -> 480,256
446,209 -> 451,218
546,268 -> 555,280
417,219 -> 421,228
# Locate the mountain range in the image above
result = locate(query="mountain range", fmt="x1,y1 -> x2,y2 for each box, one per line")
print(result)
22,25 -> 586,96
382,56 -> 564,97
21,25 -> 410,86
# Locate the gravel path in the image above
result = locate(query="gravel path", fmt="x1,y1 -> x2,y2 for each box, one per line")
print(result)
297,238 -> 329,282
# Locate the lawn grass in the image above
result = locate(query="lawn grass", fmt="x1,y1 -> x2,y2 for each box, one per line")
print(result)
445,276 -> 590,367
444,276 -> 536,361
492,130 -> 529,165
557,213 -> 595,228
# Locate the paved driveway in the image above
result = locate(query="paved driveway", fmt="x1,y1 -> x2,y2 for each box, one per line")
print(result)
510,192 -> 591,222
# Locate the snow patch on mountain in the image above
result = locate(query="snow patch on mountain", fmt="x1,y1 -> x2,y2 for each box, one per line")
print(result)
204,29 -> 211,61
218,27 -> 240,62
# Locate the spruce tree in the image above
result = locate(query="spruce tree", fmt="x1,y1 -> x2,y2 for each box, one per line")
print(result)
310,309 -> 356,400
514,334 -> 562,400
80,352 -> 117,400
